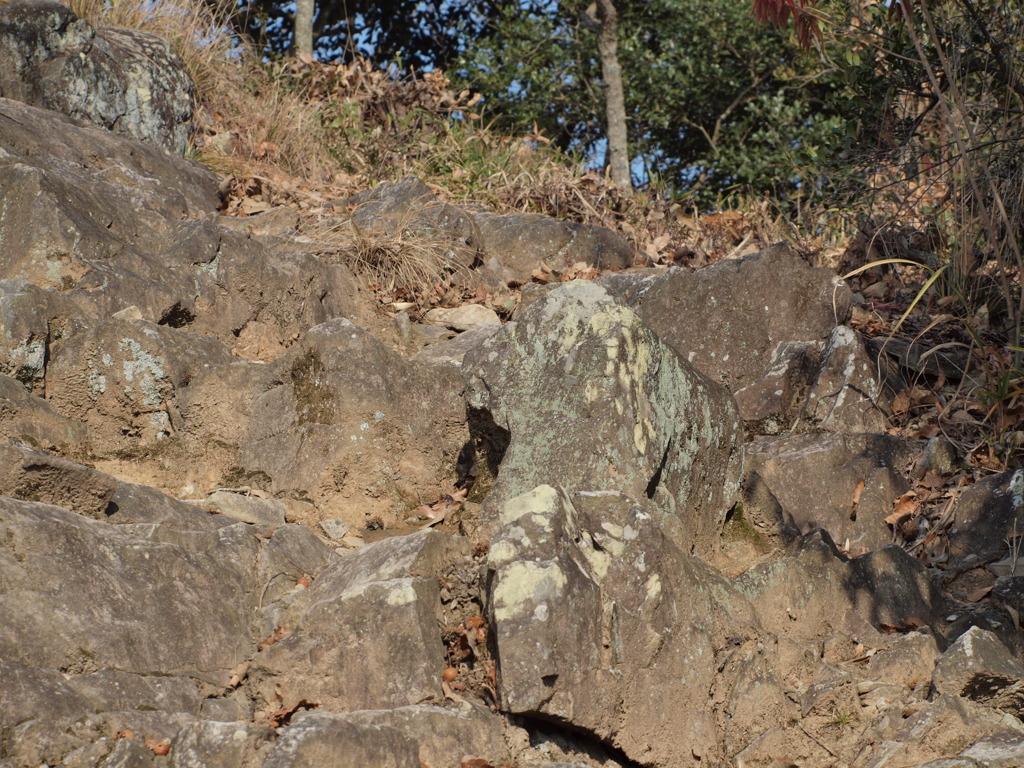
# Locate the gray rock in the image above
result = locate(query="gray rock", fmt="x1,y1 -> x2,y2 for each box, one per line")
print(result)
342,703 -> 510,768
319,518 -> 351,540
262,712 -> 420,768
412,324 -> 500,368
0,377 -> 90,457
203,490 -> 287,526
0,99 -> 357,359
732,339 -> 821,432
423,304 -> 501,331
249,531 -> 468,714
473,210 -> 633,284
98,738 -> 156,768
45,317 -> 237,451
801,325 -> 889,433
961,732 -> 1024,768
742,433 -> 912,553
487,484 -> 761,767
0,278 -> 82,392
169,721 -> 275,768
0,443 -> 117,518
464,280 -> 743,558
736,530 -> 940,645
344,176 -> 633,286
916,434 -> 958,476
0,496 -> 257,685
0,1 -> 194,154
597,244 -> 852,404
0,97 -> 219,216
860,695 -> 1024,768
933,627 -> 1024,717
230,318 -> 468,525
947,470 -> 1024,566
865,631 -> 942,687
105,480 -> 235,530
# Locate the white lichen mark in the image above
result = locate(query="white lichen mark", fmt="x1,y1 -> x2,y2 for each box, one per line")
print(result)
119,338 -> 167,407
586,304 -> 655,456
493,561 -> 567,622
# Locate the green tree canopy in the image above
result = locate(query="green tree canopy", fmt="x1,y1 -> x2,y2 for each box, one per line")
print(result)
454,0 -> 854,202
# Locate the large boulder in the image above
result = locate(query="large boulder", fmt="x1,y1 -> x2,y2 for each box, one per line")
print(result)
0,105 -> 358,359
0,496 -> 258,683
463,280 -> 743,558
933,627 -> 1024,718
742,433 -> 912,553
248,530 -> 467,715
0,0 -> 194,154
0,97 -> 218,218
0,374 -> 88,456
486,485 -> 762,767
44,315 -> 238,453
735,529 -> 942,648
597,244 -> 865,429
229,318 -> 469,524
472,211 -> 634,285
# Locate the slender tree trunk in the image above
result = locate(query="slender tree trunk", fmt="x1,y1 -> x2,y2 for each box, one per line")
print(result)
295,0 -> 315,60
594,0 -> 632,192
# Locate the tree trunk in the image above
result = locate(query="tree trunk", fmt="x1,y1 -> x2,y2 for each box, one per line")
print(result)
295,0 -> 315,60
594,0 -> 632,192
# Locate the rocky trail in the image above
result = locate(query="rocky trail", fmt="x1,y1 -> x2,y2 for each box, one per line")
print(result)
1,3 -> 1023,767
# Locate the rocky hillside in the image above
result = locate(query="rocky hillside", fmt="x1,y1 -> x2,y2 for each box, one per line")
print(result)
1,2 -> 1023,767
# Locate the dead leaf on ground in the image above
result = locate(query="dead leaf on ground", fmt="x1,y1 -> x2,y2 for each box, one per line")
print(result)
965,585 -> 992,602
257,624 -> 291,651
886,493 -> 919,525
850,479 -> 865,521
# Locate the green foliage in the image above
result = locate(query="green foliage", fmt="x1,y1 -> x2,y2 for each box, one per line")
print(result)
454,0 -> 857,203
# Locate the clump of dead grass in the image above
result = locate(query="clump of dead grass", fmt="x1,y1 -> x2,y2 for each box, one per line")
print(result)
307,213 -> 480,313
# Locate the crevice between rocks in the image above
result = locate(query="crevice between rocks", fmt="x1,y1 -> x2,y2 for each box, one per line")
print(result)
645,438 -> 671,500
513,713 -> 650,768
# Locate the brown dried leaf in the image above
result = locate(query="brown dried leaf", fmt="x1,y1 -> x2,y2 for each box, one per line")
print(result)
885,494 -> 919,525
257,624 -> 291,651
965,585 -> 992,602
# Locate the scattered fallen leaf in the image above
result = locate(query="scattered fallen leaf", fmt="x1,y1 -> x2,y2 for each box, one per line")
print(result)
912,424 -> 940,439
850,479 -> 865,521
227,660 -> 250,688
460,757 -> 494,768
257,624 -> 291,651
965,585 -> 992,602
886,493 -> 919,525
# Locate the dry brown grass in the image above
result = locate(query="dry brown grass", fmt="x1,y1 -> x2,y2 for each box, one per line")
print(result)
64,1 -> 803,270
69,0 -> 241,98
